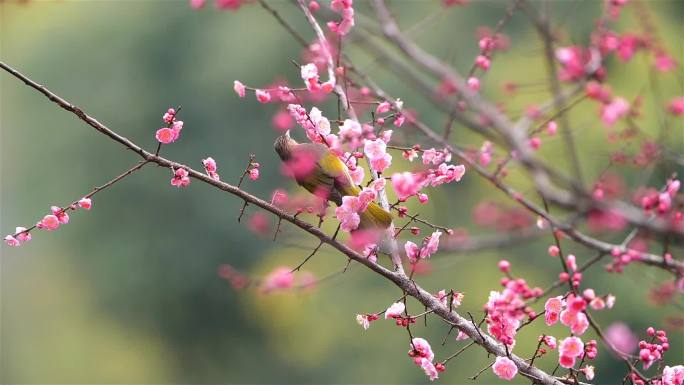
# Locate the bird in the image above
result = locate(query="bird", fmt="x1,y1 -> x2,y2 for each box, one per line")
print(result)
274,130 -> 392,230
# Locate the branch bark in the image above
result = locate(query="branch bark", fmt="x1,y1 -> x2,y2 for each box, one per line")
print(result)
2,59 -> 567,385
369,0 -> 682,241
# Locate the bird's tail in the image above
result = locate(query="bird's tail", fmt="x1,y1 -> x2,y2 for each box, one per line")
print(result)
359,201 -> 393,229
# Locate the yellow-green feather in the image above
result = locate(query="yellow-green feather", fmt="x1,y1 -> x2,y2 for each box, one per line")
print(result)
279,139 -> 392,229
319,152 -> 392,229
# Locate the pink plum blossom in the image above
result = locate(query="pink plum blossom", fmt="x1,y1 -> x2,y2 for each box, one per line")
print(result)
604,322 -> 638,355
544,296 -> 563,325
479,141 -> 493,166
654,52 -> 677,73
171,168 -> 191,187
422,148 -> 451,165
436,289 -> 463,308
369,178 -> 386,192
420,358 -> 439,381
601,97 -> 630,127
261,266 -> 294,292
411,337 -> 435,363
455,331 -> 469,341
376,101 -> 391,114
156,127 -> 176,144
467,77 -> 480,91
547,120 -> 558,135
429,163 -> 465,187
51,206 -> 69,224
78,198 -> 92,210
384,302 -> 405,319
405,241 -> 420,263
492,356 -> 518,380
580,365 -> 595,381
39,214 -> 60,231
335,195 -> 362,232
162,108 -> 176,123
215,0 -> 243,10
304,107 -> 331,143
255,89 -> 271,103
558,301 -> 589,335
15,227 -> 31,242
667,97 -> 684,116
248,168 -> 259,181
543,335 -> 557,349
393,114 -> 405,127
4,235 -> 20,247
560,336 -> 584,358
559,354 -> 576,369
420,231 -> 442,258
202,157 -> 220,181
662,365 -> 684,385
233,80 -> 246,98
300,63 -> 320,91
356,314 -> 371,330
379,130 -> 393,143
364,138 -> 392,173
475,55 -> 490,70
189,0 -> 205,9
338,119 -> 363,146
328,0 -> 354,36
348,162 -> 365,185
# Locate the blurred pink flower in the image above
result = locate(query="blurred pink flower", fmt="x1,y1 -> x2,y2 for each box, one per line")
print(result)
604,322 -> 638,355
261,267 -> 294,292
233,80 -> 246,98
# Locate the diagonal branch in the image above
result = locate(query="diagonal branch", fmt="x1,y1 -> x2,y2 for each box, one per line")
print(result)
348,65 -> 683,274
523,0 -> 585,185
2,59 -> 566,385
368,0 -> 682,241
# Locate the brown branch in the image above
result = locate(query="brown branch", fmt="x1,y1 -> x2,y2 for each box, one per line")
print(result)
370,0 -> 568,201
368,0 -> 682,241
2,60 -> 568,385
439,228 -> 546,254
347,65 -> 683,274
523,0 -> 584,185
10,160 -> 148,238
257,0 -> 309,48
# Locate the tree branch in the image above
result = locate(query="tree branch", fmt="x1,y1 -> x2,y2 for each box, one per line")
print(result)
2,59 -> 566,385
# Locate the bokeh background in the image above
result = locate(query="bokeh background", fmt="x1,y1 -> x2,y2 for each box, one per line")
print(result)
1,1 -> 682,384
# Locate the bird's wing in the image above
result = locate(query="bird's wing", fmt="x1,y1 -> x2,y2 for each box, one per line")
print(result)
295,144 -> 392,228
317,151 -> 360,197
294,144 -> 359,205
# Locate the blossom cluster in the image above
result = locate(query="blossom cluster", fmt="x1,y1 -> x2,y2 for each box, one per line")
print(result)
334,179 -> 386,232
6,1 -> 681,384
408,337 -> 441,381
639,327 -> 671,370
404,231 -> 442,263
484,262 -> 542,346
327,0 -> 354,36
4,199 -> 92,247
156,108 -> 184,144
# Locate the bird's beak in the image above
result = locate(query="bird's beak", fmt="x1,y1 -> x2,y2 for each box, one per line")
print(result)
285,129 -> 291,139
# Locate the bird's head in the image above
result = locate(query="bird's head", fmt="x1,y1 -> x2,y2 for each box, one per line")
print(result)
274,130 -> 298,161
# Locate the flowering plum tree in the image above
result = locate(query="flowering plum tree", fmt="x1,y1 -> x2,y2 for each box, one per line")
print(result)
2,0 -> 683,384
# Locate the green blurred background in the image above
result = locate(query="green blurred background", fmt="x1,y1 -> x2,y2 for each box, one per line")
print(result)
1,1 -> 682,384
